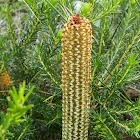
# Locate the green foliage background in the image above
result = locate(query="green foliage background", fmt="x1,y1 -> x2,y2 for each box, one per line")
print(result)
0,0 -> 140,139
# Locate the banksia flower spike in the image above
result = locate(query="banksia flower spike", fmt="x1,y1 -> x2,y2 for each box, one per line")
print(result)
0,71 -> 11,91
62,14 -> 92,140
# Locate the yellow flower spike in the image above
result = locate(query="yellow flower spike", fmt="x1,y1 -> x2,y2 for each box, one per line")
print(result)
62,14 -> 92,140
0,71 -> 11,91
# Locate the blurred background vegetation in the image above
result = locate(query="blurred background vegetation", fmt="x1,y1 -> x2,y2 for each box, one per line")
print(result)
0,0 -> 140,139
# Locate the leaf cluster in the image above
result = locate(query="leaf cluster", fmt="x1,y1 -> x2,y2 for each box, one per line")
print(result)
0,81 -> 34,140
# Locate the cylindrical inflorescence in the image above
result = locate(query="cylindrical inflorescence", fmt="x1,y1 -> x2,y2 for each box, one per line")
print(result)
61,14 -> 92,140
0,71 -> 11,91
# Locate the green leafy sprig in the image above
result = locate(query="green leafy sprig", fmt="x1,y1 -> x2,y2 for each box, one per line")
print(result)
0,81 -> 34,140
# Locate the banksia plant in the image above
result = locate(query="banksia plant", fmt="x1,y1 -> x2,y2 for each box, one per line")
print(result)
61,14 -> 92,139
0,71 -> 11,91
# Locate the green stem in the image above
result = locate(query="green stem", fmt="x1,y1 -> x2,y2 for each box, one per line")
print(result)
99,18 -> 107,55
118,66 -> 131,84
46,0 -> 67,22
115,106 -> 140,114
98,116 -> 117,140
90,0 -> 95,20
127,74 -> 140,82
38,55 -> 60,87
6,6 -> 16,48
